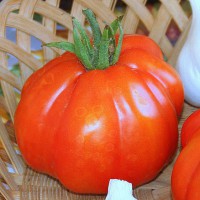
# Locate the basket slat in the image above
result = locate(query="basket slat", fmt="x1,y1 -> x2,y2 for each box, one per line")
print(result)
0,181 -> 14,200
17,0 -> 38,83
123,0 -> 147,34
0,0 -> 194,199
6,13 -> 66,51
0,118 -> 25,175
168,16 -> 191,65
0,0 -> 21,123
124,0 -> 154,31
149,3 -> 174,43
67,1 -> 85,42
0,158 -> 18,191
36,0 -> 73,32
75,0 -> 116,23
0,38 -> 42,71
0,66 -> 21,91
160,0 -> 188,31
42,0 -> 61,64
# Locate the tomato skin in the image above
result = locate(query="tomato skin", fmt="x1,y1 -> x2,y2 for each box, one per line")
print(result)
14,35 -> 183,194
181,109 -> 200,147
54,66 -> 178,193
15,54 -> 85,177
171,109 -> 200,200
117,34 -> 164,59
118,49 -> 184,117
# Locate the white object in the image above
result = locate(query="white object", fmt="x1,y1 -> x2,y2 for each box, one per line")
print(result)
105,179 -> 137,200
176,0 -> 200,107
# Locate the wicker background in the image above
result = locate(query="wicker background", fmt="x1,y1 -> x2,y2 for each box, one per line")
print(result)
0,0 -> 196,199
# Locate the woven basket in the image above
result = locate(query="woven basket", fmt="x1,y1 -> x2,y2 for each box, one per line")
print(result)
0,0 -> 197,199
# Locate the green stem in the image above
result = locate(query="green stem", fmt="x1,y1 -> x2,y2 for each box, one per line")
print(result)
96,26 -> 110,69
72,17 -> 94,59
82,9 -> 102,48
82,9 -> 102,69
73,25 -> 93,69
44,9 -> 123,70
111,19 -> 123,65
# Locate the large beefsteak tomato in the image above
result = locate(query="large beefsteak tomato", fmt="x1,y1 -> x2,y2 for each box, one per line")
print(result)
14,9 -> 184,194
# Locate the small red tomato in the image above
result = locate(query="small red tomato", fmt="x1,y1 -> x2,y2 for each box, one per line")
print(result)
171,109 -> 200,200
181,109 -> 200,148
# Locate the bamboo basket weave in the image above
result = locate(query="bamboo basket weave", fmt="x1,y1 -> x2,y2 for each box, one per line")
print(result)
0,0 -> 197,199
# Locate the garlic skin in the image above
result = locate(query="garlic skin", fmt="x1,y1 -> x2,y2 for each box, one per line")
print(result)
176,0 -> 200,107
105,179 -> 137,200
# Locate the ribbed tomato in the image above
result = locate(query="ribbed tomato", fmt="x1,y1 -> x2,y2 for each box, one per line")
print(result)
14,9 -> 184,194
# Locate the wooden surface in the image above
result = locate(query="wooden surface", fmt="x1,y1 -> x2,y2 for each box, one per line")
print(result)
0,0 -> 194,199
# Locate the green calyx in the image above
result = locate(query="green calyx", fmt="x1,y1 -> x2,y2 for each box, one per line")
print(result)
45,9 -> 123,70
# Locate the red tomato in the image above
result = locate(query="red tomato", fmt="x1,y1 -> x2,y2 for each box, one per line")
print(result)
118,48 -> 183,116
118,34 -> 164,60
181,109 -> 200,147
14,34 -> 184,194
171,109 -> 200,200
